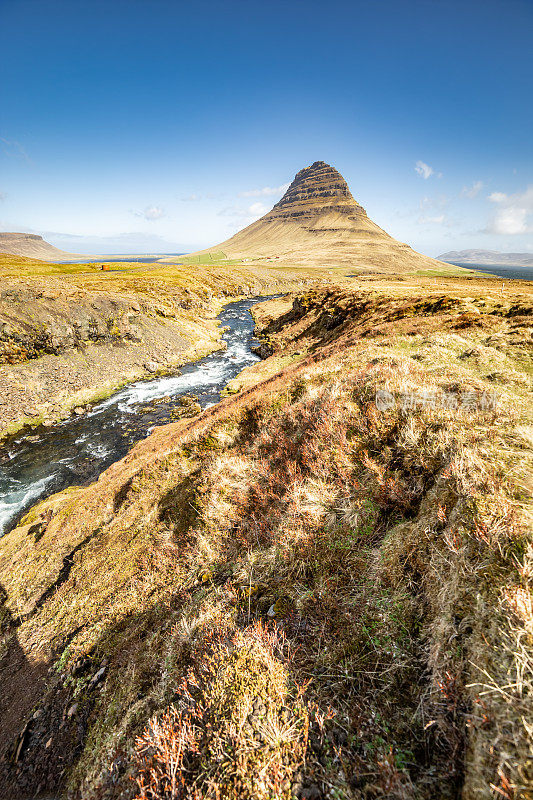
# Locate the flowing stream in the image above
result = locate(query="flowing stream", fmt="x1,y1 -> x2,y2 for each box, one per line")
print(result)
0,296 -> 273,536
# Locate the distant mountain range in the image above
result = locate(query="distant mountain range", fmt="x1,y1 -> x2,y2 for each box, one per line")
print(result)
438,249 -> 533,267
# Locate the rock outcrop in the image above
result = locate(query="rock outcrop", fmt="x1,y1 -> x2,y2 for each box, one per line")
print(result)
188,160 -> 451,273
0,282 -> 144,365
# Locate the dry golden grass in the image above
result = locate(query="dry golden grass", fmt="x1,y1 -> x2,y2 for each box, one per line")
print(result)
133,622 -> 308,800
0,283 -> 531,799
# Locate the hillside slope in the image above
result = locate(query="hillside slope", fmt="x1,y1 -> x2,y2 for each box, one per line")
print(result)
185,161 -> 450,273
0,280 -> 531,799
0,233 -> 80,261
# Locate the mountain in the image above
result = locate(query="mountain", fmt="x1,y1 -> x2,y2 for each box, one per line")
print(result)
438,249 -> 533,267
0,233 -> 79,261
187,161 -> 450,272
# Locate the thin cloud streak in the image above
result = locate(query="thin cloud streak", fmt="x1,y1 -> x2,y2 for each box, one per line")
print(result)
239,183 -> 289,197
132,205 -> 166,221
0,137 -> 31,164
462,181 -> 483,198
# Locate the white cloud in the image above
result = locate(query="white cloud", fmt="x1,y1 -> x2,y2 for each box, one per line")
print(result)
415,160 -> 441,180
489,191 -> 507,203
485,186 -> 533,235
180,191 -> 224,201
462,180 -> 483,198
418,214 -> 446,225
489,207 -> 528,235
415,161 -> 433,179
248,202 -> 267,216
0,191 -> 6,201
419,193 -> 449,210
133,205 -> 166,221
239,183 -> 289,198
218,206 -> 244,217
218,202 -> 267,220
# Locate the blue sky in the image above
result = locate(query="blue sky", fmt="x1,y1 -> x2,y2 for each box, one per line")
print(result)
0,0 -> 532,256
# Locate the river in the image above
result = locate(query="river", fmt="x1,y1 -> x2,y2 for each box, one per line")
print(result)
0,296 -> 272,536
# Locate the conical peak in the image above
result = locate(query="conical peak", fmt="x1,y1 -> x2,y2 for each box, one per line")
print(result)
279,161 -> 353,204
292,160 -> 351,192
268,161 -> 365,222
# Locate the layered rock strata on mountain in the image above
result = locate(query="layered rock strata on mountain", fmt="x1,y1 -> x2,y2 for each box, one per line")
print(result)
267,161 -> 366,221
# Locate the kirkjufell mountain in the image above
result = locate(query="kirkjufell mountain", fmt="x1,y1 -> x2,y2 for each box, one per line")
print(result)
191,161 -> 447,272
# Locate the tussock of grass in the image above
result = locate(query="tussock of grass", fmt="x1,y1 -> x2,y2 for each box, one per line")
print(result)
133,622 -> 308,800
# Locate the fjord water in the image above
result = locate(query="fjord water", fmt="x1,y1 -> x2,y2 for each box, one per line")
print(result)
0,297 -> 270,536
449,262 -> 533,280
63,254 -> 185,264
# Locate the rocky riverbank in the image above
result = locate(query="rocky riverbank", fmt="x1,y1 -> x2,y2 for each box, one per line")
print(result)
0,278 -> 224,440
0,256 -> 323,441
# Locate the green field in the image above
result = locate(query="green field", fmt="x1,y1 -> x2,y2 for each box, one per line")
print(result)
175,250 -> 228,264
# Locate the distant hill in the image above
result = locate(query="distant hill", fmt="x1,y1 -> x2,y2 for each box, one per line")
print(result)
0,232 -> 79,261
179,161 -> 450,273
438,249 -> 533,267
